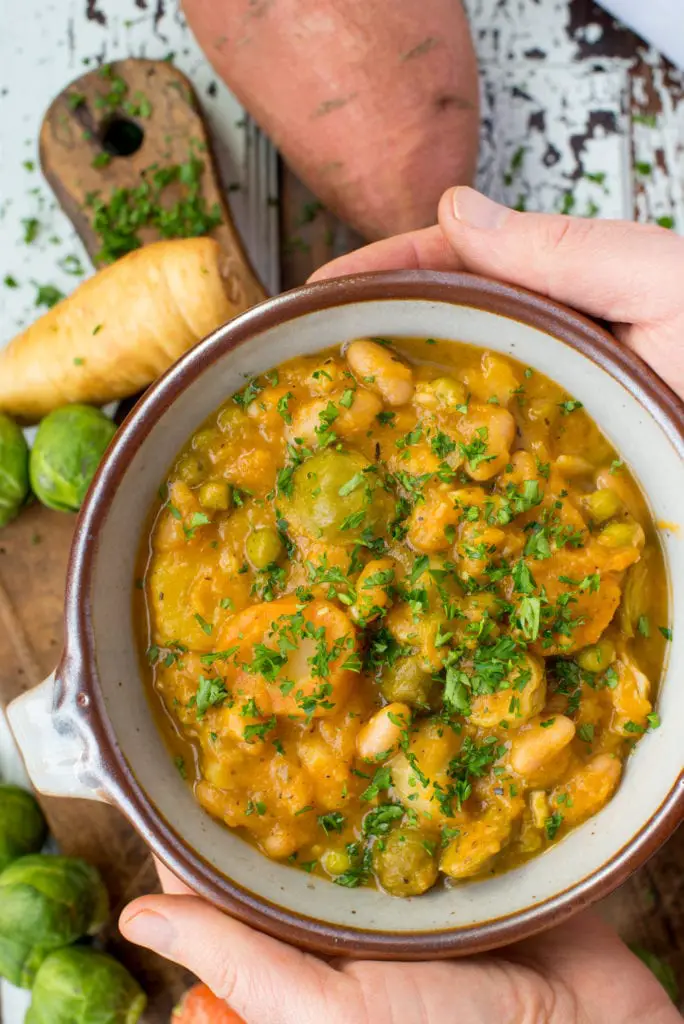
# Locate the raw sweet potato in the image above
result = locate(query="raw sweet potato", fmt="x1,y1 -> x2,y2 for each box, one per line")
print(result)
0,238 -> 243,425
182,0 -> 479,239
172,983 -> 245,1023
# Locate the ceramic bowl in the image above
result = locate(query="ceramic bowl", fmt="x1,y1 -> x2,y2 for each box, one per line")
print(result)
9,271 -> 684,959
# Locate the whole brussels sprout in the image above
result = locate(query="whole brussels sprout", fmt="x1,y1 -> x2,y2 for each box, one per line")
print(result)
0,785 -> 47,872
372,828 -> 439,897
0,413 -> 29,527
29,405 -> 117,513
0,854 -> 109,987
26,946 -> 146,1024
285,449 -> 392,543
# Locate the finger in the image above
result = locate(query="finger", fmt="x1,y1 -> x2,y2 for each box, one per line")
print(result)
308,225 -> 463,281
119,894 -> 352,1024
439,187 -> 684,327
508,912 -> 680,1023
154,857 -> 195,896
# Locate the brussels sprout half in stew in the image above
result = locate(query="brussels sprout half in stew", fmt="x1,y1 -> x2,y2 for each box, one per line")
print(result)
137,338 -> 668,897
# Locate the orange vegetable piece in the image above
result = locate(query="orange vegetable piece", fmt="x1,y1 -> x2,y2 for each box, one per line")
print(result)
172,983 -> 245,1023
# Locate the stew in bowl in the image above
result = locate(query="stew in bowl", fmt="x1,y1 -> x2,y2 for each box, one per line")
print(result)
137,334 -> 669,898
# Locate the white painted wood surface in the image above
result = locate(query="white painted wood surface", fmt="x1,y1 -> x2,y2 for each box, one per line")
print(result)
465,0 -> 684,229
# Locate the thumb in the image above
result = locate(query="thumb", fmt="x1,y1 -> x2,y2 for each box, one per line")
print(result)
119,894 -> 351,1024
439,187 -> 684,327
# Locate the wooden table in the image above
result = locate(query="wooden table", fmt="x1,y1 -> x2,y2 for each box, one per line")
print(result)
0,0 -> 681,1019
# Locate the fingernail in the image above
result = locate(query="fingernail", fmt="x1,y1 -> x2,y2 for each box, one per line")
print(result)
452,187 -> 509,230
121,910 -> 174,954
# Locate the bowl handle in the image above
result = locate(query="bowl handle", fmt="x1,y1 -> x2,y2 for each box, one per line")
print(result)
7,673 -> 107,802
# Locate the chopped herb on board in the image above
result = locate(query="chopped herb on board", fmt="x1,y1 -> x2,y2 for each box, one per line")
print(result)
92,152 -> 112,169
174,756 -> 187,779
85,150 -> 222,263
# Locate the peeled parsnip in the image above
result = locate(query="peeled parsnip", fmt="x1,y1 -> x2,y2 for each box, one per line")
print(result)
0,237 -> 247,424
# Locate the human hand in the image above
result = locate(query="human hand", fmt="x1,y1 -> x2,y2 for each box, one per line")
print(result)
310,187 -> 684,403
119,192 -> 684,1024
119,862 -> 679,1024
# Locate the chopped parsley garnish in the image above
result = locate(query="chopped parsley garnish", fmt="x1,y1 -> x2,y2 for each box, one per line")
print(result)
194,613 -> 213,635
558,399 -> 583,415
637,615 -> 650,638
195,675 -> 229,717
517,595 -> 541,641
361,766 -> 392,802
338,472 -> 366,497
458,428 -> 496,470
362,804 -> 404,837
544,811 -> 563,839
243,716 -> 277,742
233,378 -> 263,409
34,284 -> 65,309
85,152 -> 222,263
276,391 -> 293,423
430,431 -> 457,459
318,812 -> 345,834
314,401 -> 339,448
22,217 -> 40,244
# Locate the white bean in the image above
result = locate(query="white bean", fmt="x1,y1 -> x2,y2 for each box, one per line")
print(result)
346,339 -> 414,406
356,703 -> 410,762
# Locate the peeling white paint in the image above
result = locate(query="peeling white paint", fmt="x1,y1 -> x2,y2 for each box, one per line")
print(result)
477,63 -> 632,219
464,0 -> 683,231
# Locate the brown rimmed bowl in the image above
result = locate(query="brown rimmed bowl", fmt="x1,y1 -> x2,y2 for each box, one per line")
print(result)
9,271 -> 684,959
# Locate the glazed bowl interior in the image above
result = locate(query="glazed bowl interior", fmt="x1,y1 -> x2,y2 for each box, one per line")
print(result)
75,274 -> 684,951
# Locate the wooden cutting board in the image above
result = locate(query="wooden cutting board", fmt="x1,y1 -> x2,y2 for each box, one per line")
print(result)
0,58 -> 268,1020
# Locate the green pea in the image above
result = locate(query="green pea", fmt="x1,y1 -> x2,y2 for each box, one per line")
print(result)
432,377 -> 467,408
192,428 -> 221,452
585,488 -> 623,523
217,405 -> 247,432
322,849 -> 352,876
246,527 -> 283,569
176,454 -> 206,486
577,639 -> 616,674
198,481 -> 232,511
598,521 -> 640,548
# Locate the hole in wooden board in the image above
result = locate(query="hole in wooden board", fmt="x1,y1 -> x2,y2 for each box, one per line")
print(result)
101,117 -> 144,157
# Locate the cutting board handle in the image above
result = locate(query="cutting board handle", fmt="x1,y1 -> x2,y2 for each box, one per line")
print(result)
7,673 -> 107,803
